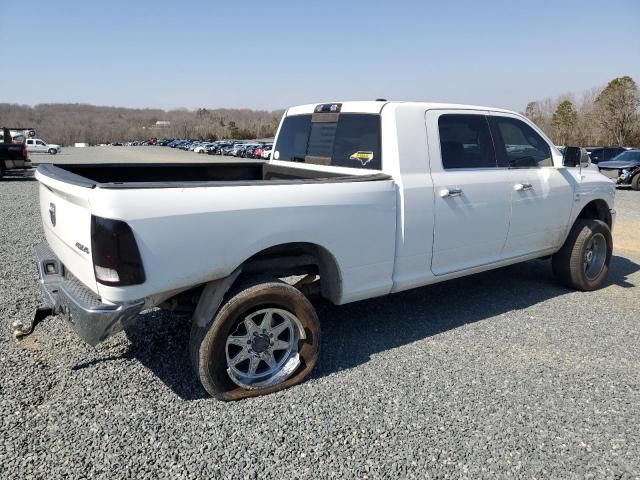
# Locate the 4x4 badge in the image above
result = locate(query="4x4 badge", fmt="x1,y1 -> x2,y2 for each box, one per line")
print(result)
49,203 -> 56,227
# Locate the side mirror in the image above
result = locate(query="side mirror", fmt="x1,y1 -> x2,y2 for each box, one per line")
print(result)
563,146 -> 590,168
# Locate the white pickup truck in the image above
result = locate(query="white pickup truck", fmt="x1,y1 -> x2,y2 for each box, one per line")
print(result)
26,101 -> 616,400
26,138 -> 62,155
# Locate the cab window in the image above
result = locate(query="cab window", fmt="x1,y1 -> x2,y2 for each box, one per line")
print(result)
273,115 -> 311,162
489,117 -> 552,167
274,113 -> 382,170
438,114 -> 496,169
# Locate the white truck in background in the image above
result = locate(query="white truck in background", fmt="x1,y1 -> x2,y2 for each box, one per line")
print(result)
25,138 -> 62,155
24,100 -> 615,401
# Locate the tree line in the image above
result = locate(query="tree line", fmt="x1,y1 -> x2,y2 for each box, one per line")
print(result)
0,103 -> 284,145
2,76 -> 638,147
524,76 -> 640,147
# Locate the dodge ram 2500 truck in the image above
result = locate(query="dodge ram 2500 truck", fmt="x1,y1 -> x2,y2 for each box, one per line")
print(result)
25,101 -> 616,400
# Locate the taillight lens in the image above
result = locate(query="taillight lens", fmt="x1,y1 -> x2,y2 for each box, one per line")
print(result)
22,146 -> 28,159
91,215 -> 146,286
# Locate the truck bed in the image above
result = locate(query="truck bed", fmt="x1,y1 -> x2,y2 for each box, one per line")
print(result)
37,162 -> 388,189
35,158 -> 397,305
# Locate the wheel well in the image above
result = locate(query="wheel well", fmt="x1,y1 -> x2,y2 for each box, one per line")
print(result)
577,200 -> 612,229
240,242 -> 342,303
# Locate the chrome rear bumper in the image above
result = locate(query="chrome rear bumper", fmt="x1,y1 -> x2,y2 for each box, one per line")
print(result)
34,243 -> 144,346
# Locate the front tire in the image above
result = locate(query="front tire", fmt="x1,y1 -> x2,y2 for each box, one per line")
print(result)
552,219 -> 612,291
48,148 -> 57,155
631,173 -> 640,191
190,279 -> 320,400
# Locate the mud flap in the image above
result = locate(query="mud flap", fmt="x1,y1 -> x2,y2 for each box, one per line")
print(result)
192,268 -> 242,328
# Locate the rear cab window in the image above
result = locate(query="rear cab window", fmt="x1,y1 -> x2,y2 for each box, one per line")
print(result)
273,110 -> 382,170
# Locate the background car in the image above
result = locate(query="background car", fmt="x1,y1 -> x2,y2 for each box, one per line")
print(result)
242,145 -> 257,158
208,142 -> 230,155
194,142 -> 213,153
598,149 -> 640,190
260,144 -> 273,159
586,146 -> 628,164
230,144 -> 246,156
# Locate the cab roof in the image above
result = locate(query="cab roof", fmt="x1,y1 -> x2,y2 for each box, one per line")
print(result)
286,101 -> 519,116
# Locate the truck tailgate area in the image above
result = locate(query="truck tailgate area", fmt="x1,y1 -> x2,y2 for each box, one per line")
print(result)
37,173 -> 98,294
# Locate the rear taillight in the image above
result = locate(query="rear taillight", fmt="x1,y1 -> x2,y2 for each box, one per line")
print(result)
22,146 -> 28,160
91,215 -> 145,286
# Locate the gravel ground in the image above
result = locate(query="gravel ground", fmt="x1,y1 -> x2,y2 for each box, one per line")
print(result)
1,161 -> 639,479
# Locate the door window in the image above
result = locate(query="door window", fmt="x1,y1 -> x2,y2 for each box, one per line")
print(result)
438,114 -> 496,169
36,140 -> 45,145
489,117 -> 552,167
27,140 -> 33,145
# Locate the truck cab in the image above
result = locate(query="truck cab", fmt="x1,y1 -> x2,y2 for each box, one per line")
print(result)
273,101 -> 614,288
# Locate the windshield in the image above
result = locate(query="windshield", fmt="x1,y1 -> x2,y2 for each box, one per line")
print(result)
610,151 -> 640,162
274,113 -> 382,170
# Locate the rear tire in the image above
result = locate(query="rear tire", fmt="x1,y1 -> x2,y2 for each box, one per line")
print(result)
631,173 -> 640,191
552,219 -> 612,291
0,161 -> 5,179
190,279 -> 320,401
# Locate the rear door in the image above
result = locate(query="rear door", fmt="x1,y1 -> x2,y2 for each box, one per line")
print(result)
35,169 -> 98,293
488,114 -> 574,257
426,110 -> 513,275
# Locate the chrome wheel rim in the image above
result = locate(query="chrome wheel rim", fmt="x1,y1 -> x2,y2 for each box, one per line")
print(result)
584,233 -> 607,280
225,308 -> 304,389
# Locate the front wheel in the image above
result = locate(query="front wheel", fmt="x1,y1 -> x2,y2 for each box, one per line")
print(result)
631,173 -> 640,191
552,219 -> 612,291
48,148 -> 57,155
190,279 -> 320,400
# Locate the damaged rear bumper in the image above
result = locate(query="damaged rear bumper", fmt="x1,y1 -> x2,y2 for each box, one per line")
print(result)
34,243 -> 144,346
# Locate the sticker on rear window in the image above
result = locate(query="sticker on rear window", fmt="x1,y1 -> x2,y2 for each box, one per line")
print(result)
349,151 -> 374,166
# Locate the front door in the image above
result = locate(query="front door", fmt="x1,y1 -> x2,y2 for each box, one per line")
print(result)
487,114 -> 575,257
427,111 -> 513,275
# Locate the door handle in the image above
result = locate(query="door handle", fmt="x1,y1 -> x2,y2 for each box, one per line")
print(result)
514,183 -> 533,191
440,188 -> 462,198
